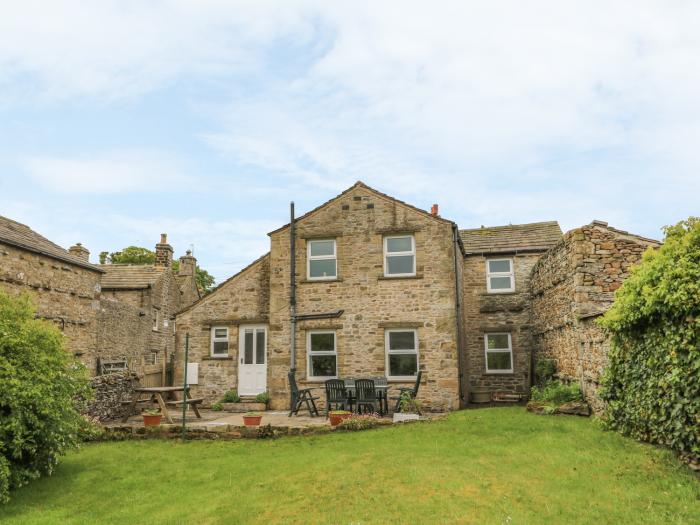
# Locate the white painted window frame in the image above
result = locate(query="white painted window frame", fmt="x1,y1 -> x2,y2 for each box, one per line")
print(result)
210,326 -> 230,357
484,332 -> 513,374
385,329 -> 419,380
307,330 -> 337,380
486,258 -> 515,293
383,235 -> 416,277
307,239 -> 337,280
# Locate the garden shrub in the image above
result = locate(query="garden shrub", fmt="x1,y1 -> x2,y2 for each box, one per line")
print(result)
0,292 -> 91,503
534,358 -> 556,386
255,391 -> 270,404
222,390 -> 240,403
599,218 -> 699,464
337,414 -> 382,431
530,381 -> 582,406
211,402 -> 223,411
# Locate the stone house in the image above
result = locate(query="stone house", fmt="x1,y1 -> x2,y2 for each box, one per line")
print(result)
174,183 -> 659,412
0,215 -> 104,368
98,234 -> 200,378
530,220 -> 660,411
460,222 -> 563,396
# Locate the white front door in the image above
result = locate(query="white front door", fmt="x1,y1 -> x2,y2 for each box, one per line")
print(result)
238,325 -> 267,395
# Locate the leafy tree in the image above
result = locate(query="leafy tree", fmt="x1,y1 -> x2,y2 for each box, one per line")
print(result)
0,291 -> 91,503
102,246 -> 215,294
599,217 -> 699,465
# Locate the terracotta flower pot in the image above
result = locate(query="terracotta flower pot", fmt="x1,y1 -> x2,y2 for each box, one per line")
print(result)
329,412 -> 352,427
143,414 -> 162,427
243,415 -> 262,426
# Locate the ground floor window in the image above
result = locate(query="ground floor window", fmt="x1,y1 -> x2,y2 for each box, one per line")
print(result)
307,330 -> 337,380
484,333 -> 513,373
210,326 -> 229,357
385,329 -> 418,379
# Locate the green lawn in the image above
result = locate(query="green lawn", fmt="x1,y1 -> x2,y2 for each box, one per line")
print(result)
1,408 -> 698,525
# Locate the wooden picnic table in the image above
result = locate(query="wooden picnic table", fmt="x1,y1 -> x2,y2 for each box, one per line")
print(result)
122,386 -> 203,424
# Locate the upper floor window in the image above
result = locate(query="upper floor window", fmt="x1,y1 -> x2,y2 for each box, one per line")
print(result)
151,308 -> 159,331
307,330 -> 337,380
384,235 -> 416,277
486,258 -> 514,293
484,333 -> 513,373
385,329 -> 419,379
210,327 -> 229,357
307,239 -> 337,280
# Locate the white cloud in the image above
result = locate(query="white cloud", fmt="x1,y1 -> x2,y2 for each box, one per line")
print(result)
21,151 -> 192,194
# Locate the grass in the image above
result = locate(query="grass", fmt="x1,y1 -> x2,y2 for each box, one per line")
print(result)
1,408 -> 698,524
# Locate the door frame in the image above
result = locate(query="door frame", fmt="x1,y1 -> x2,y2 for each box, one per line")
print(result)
237,324 -> 268,395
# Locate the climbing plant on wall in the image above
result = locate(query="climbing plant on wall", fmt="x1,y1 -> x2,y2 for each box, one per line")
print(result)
599,217 -> 699,466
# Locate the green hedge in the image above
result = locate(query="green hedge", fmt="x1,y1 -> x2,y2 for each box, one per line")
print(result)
0,292 -> 91,503
599,218 -> 699,464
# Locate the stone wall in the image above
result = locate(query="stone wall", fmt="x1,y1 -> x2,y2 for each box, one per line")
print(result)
174,255 -> 270,404
462,252 -> 542,396
530,221 -> 659,410
268,185 -> 460,412
0,241 -> 102,370
97,298 -> 152,372
85,371 -> 139,422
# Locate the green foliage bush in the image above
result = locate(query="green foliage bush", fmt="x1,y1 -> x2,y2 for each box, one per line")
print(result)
211,402 -> 223,411
222,390 -> 240,403
337,414 -> 382,431
534,358 -> 556,386
254,391 -> 270,404
0,292 -> 91,503
599,218 -> 699,464
530,381 -> 583,406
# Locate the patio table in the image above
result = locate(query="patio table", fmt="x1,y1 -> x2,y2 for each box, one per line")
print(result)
121,386 -> 201,424
343,378 -> 390,415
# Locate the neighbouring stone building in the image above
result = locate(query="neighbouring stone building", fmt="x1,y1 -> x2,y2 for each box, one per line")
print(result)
0,216 -> 199,382
0,215 -> 104,367
530,221 -> 660,411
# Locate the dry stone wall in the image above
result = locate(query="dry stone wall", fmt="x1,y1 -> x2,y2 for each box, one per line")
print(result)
86,371 -> 139,421
0,241 -> 102,369
530,222 -> 659,410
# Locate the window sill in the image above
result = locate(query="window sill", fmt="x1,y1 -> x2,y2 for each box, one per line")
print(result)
202,356 -> 233,361
378,274 -> 423,280
299,278 -> 343,284
387,378 -> 419,383
485,371 -> 514,375
485,291 -> 516,295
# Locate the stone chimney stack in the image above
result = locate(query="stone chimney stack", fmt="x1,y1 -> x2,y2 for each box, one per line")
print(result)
178,249 -> 197,277
68,242 -> 90,262
154,233 -> 173,267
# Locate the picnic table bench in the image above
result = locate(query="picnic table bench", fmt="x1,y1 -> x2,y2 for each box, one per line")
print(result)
122,386 -> 203,424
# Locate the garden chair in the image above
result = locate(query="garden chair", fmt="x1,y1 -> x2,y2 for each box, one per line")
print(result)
390,371 -> 423,412
324,379 -> 350,417
354,379 -> 379,414
288,371 -> 320,417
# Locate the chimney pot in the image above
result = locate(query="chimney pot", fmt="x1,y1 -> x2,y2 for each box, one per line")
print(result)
430,204 -> 439,216
160,233 -> 167,244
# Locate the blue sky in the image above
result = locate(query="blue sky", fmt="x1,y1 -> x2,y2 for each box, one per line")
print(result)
1,1 -> 698,283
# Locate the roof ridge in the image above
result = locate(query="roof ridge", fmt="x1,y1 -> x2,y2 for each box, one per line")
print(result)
460,220 -> 560,232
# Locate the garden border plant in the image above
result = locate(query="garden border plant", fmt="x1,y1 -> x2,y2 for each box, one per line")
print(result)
599,217 -> 699,467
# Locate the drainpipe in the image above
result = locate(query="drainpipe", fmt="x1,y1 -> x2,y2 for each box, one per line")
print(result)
452,224 -> 466,406
289,202 -> 297,411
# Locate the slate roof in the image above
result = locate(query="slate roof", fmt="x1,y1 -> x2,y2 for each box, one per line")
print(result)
0,215 -> 103,272
100,264 -> 166,289
459,221 -> 562,255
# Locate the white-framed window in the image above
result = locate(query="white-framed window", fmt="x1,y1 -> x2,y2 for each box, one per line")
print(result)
384,235 -> 416,277
210,326 -> 229,357
152,308 -> 159,331
486,258 -> 514,293
385,329 -> 419,379
484,333 -> 513,373
307,330 -> 337,380
307,239 -> 337,280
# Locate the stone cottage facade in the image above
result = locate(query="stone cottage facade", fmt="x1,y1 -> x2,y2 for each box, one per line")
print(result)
174,183 -> 659,412
530,221 -> 660,411
0,215 -> 103,367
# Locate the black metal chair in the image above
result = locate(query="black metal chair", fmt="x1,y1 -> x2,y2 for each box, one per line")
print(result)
391,371 -> 423,412
324,379 -> 350,417
354,379 -> 379,414
370,376 -> 388,415
288,372 -> 320,417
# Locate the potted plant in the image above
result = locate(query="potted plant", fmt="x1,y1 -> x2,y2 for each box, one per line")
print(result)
243,411 -> 263,426
142,408 -> 162,427
393,392 -> 421,423
329,410 -> 352,427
